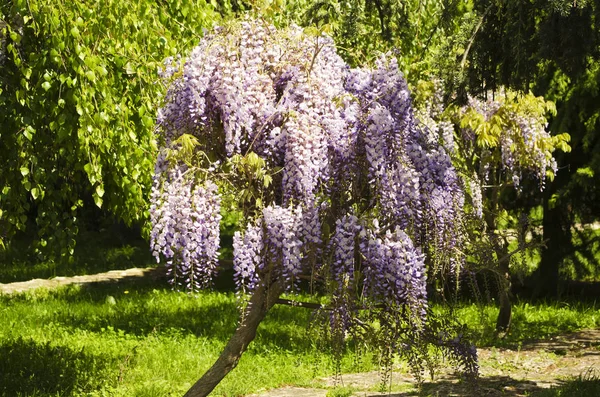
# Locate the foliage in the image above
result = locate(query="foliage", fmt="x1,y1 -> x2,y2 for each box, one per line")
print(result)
462,0 -> 600,292
413,83 -> 571,332
282,0 -> 471,81
151,18 -> 478,388
447,90 -> 569,190
0,0 -> 231,257
467,0 -> 599,93
416,84 -> 569,250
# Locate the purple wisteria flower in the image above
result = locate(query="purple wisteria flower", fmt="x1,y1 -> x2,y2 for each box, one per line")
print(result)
150,18 -> 478,379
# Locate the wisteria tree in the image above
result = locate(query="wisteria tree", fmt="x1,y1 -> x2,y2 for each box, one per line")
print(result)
151,19 -> 477,397
416,84 -> 571,334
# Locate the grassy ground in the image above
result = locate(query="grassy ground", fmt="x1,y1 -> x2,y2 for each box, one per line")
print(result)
2,271 -> 600,397
447,300 -> 600,348
0,276 -> 374,397
2,224 -> 599,396
0,226 -> 154,283
532,372 -> 600,397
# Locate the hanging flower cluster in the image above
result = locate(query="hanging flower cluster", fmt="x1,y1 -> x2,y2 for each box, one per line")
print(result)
415,83 -> 569,224
151,19 -> 476,377
463,93 -> 563,190
150,165 -> 221,291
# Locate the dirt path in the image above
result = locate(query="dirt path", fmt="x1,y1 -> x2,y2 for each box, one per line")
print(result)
1,269 -> 598,396
0,266 -> 161,295
251,329 -> 600,397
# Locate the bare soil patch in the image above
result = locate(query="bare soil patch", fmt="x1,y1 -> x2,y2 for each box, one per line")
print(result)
250,329 -> 600,397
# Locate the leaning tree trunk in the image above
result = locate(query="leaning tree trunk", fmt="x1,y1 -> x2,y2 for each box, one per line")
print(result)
184,281 -> 285,397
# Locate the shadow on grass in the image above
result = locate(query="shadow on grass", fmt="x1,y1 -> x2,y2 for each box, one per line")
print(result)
370,375 -> 545,396
8,270 -> 323,353
529,374 -> 600,396
0,337 -> 114,396
418,376 -> 542,396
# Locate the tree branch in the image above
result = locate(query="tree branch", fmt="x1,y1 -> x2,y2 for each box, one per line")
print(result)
460,4 -> 493,70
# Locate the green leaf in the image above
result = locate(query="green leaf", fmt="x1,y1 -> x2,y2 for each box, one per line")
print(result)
263,174 -> 272,187
93,194 -> 103,208
42,81 -> 52,91
96,184 -> 105,198
20,166 -> 30,176
124,62 -> 135,75
70,26 -> 80,38
9,31 -> 22,44
85,70 -> 96,82
31,187 -> 39,200
576,167 -> 594,178
142,115 -> 154,127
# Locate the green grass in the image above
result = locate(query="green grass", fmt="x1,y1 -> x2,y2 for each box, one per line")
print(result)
530,370 -> 600,396
2,276 -> 600,397
0,277 -> 374,397
444,300 -> 600,348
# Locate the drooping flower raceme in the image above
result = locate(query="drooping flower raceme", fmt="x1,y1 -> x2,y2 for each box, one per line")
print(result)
150,167 -> 221,291
462,92 -> 562,190
150,19 -> 477,377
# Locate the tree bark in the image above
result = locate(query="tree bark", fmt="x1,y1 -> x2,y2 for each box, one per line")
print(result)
535,193 -> 570,298
495,269 -> 512,335
483,179 -> 513,335
184,281 -> 285,397
494,243 -> 512,335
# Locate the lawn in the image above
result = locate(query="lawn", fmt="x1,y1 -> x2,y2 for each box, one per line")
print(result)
0,275 -> 374,397
0,226 -> 154,284
2,269 -> 600,396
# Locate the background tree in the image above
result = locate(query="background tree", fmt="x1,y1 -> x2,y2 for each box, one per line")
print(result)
415,87 -> 570,333
0,0 -> 232,258
151,19 -> 478,396
463,0 -> 600,296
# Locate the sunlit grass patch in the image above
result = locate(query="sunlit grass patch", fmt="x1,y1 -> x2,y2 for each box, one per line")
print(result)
441,300 -> 600,348
0,279 -> 374,396
531,369 -> 600,397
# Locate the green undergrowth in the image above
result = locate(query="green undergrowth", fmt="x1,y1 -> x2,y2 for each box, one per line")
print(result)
0,225 -> 154,283
2,274 -> 600,396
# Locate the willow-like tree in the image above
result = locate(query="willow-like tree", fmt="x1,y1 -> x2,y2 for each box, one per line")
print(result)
151,19 -> 477,396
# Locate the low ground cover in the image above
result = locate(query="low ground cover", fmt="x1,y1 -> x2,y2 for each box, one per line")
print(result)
1,272 -> 599,396
0,276 -> 372,397
0,227 -> 154,283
